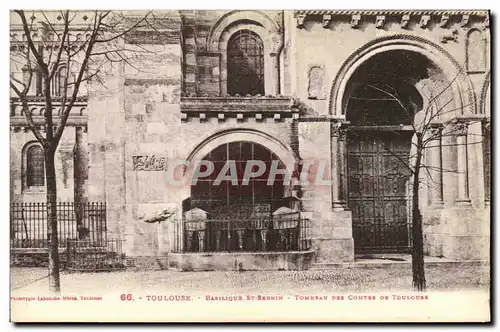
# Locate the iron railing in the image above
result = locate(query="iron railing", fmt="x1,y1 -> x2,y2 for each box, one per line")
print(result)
10,202 -> 107,249
173,217 -> 311,253
66,239 -> 125,272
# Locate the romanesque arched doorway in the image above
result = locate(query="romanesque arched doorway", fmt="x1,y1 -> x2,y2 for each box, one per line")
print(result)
190,141 -> 286,216
183,139 -> 302,252
345,50 -> 429,253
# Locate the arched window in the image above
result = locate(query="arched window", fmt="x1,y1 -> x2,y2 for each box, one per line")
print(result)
52,65 -> 68,96
227,30 -> 264,96
25,144 -> 45,188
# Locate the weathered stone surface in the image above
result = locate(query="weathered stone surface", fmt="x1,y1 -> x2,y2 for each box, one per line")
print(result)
9,10 -> 490,270
169,252 -> 314,271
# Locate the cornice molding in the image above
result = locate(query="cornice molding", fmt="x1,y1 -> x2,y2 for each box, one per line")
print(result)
10,98 -> 88,118
10,115 -> 88,129
293,10 -> 489,30
180,96 -> 298,122
293,10 -> 489,17
10,95 -> 88,103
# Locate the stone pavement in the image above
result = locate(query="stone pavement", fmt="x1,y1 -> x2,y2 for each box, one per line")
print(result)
11,259 -> 490,296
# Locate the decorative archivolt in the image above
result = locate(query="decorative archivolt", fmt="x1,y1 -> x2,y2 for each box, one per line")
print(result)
185,128 -> 297,175
205,10 -> 283,96
328,34 -> 477,118
479,70 -> 491,116
206,10 -> 281,52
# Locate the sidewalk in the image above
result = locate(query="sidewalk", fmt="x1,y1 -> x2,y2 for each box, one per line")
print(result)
312,254 -> 489,269
11,262 -> 490,295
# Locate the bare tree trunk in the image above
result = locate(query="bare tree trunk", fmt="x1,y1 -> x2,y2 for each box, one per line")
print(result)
45,146 -> 61,293
411,134 -> 426,291
74,127 -> 88,240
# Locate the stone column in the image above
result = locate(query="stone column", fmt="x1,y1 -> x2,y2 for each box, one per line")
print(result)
298,119 -> 354,263
427,124 -> 444,208
441,119 -> 487,260
331,122 -> 348,211
454,121 -> 471,205
73,125 -> 89,239
198,231 -> 205,252
482,120 -> 491,207
271,54 -> 280,95
423,124 -> 443,256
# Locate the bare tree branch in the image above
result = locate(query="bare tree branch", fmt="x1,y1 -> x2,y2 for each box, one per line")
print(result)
15,10 -> 48,76
47,10 -> 70,81
95,11 -> 150,43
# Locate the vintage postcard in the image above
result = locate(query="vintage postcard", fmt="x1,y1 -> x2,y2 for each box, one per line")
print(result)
9,9 -> 490,322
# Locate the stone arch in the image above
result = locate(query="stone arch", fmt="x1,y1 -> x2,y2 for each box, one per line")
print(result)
479,70 -> 491,116
329,35 -> 476,118
186,128 -> 296,176
207,10 -> 281,52
207,10 -> 283,96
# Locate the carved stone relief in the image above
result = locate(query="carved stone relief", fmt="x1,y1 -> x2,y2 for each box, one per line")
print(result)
307,65 -> 325,100
466,29 -> 487,73
133,155 -> 168,171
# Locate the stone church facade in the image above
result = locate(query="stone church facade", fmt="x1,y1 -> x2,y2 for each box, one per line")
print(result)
10,10 -> 491,269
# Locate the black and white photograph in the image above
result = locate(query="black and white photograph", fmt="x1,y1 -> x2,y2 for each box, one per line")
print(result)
8,8 -> 491,322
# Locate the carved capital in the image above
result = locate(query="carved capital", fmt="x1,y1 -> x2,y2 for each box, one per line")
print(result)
439,14 -> 450,28
322,14 -> 332,28
296,14 -> 306,29
483,15 -> 490,30
331,122 -> 347,141
482,119 -> 491,131
375,15 -> 385,29
453,121 -> 469,136
429,124 -> 444,138
401,14 -> 410,29
460,14 -> 470,28
350,14 -> 361,29
419,15 -> 431,29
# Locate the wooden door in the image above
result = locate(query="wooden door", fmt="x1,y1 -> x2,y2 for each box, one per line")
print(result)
347,131 -> 412,253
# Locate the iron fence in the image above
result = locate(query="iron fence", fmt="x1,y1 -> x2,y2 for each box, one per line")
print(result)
66,239 -> 125,272
173,217 -> 311,253
10,202 -> 107,249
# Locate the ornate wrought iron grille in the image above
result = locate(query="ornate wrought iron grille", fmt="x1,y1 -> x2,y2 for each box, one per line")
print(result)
189,141 -> 285,218
173,217 -> 311,253
227,30 -> 264,96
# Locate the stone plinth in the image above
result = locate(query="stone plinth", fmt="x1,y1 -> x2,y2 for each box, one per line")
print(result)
309,210 -> 354,263
168,251 -> 314,271
441,206 -> 489,260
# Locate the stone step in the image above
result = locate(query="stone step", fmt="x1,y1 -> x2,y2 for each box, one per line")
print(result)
311,259 -> 488,269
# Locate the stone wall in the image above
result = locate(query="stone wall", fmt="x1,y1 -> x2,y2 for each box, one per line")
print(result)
10,126 -> 76,203
9,10 -> 491,265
